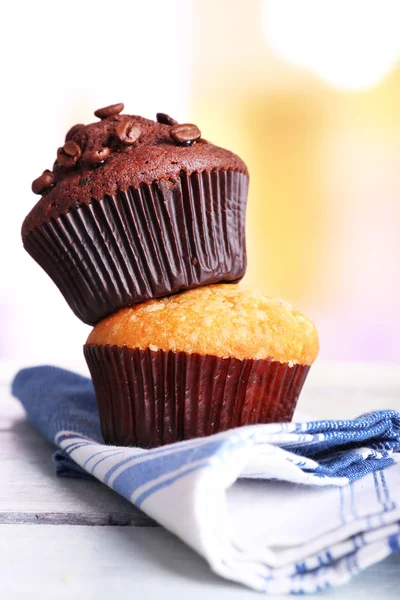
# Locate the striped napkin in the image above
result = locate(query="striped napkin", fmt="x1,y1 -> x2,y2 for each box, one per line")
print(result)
12,366 -> 400,595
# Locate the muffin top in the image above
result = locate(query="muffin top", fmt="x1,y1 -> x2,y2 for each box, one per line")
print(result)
86,284 -> 319,365
23,103 -> 248,237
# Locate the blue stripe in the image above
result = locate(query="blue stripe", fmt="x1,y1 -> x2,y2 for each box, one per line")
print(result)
104,454 -> 145,485
345,554 -> 353,575
110,439 -> 223,501
135,462 -> 209,508
103,437 -> 222,485
91,450 -> 126,473
379,470 -> 395,511
57,432 -> 89,444
83,448 -> 114,468
373,470 -> 383,508
63,441 -> 92,454
352,553 -> 358,574
388,533 -> 400,552
295,562 -> 307,575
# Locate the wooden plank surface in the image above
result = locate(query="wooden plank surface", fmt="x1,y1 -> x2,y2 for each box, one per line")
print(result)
0,385 -> 154,526
1,525 -> 399,600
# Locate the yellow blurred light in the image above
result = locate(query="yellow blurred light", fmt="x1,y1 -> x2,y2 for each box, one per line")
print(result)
262,0 -> 400,90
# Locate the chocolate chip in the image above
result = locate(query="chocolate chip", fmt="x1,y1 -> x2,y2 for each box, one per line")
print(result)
65,123 -> 85,141
156,112 -> 178,126
64,140 -> 81,157
57,140 -> 82,167
191,257 -> 198,265
83,147 -> 111,166
170,123 -> 201,145
32,170 -> 55,195
57,148 -> 72,167
94,103 -> 124,119
116,120 -> 141,145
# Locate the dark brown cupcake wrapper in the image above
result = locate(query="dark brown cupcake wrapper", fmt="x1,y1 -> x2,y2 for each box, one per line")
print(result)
24,170 -> 248,325
84,345 -> 310,448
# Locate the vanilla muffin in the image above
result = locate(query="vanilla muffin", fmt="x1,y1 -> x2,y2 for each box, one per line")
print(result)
84,285 -> 319,447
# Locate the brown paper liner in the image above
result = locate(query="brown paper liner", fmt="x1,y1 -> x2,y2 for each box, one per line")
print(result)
23,170 -> 248,325
84,344 -> 310,448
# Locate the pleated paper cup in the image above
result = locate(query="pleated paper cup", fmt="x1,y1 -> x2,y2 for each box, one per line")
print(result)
84,344 -> 310,448
23,170 -> 248,325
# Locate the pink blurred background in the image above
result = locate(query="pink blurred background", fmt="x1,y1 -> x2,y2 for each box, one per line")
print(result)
1,0 -> 400,371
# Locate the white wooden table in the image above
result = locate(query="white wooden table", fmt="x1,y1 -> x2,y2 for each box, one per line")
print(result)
1,361 -> 399,599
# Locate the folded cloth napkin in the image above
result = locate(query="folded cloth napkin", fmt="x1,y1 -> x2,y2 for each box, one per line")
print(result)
12,366 -> 400,595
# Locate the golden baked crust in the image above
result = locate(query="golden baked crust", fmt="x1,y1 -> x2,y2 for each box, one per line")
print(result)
86,285 -> 319,365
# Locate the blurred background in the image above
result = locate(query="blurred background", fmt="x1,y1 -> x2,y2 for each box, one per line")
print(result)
1,0 -> 400,371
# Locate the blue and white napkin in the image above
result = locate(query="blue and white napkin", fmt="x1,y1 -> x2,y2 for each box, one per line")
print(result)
12,366 -> 400,595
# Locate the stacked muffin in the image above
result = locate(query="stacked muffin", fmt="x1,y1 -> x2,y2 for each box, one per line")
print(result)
23,103 -> 318,448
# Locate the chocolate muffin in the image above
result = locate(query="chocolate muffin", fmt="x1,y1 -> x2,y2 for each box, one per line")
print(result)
23,104 -> 249,325
84,284 -> 319,448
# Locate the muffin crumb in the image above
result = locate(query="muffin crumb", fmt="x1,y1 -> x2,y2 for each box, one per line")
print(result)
87,284 -> 319,365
